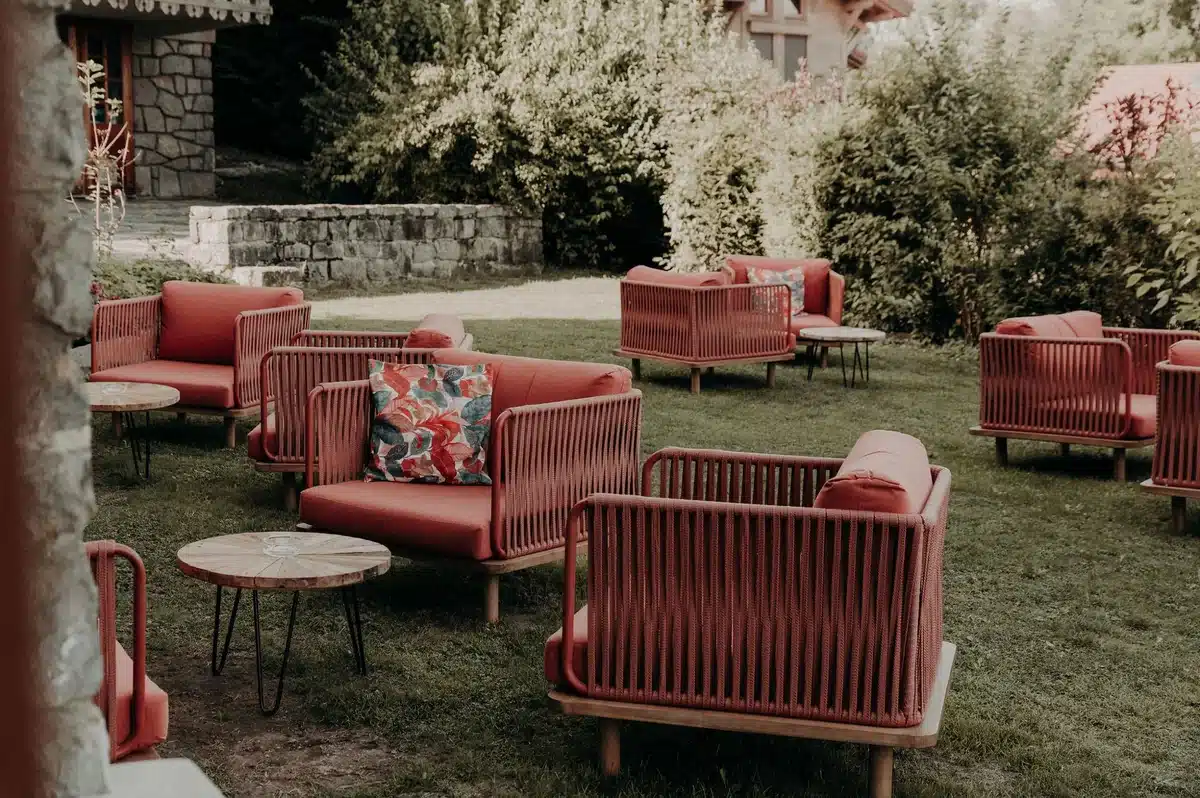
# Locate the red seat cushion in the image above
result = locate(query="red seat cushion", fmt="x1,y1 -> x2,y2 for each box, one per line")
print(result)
91,360 -> 234,409
722,256 -> 831,315
299,481 -> 493,560
624,265 -> 730,287
105,643 -> 169,757
544,606 -> 589,686
430,351 -> 632,420
247,413 -> 276,462
814,430 -> 933,514
158,282 -> 304,365
1038,393 -> 1157,439
1169,340 -> 1200,367
790,313 -> 839,333
405,313 -> 468,349
995,311 -> 1103,339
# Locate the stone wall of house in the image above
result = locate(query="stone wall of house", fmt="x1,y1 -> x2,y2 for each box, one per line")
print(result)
14,3 -> 110,794
188,204 -> 545,286
132,31 -> 215,198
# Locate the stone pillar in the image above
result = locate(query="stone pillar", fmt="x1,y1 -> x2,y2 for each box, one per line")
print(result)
132,31 -> 216,198
14,2 -> 109,796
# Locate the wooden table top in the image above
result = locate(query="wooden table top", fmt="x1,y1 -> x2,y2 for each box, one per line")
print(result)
86,382 -> 181,412
177,532 -> 392,590
796,326 -> 887,343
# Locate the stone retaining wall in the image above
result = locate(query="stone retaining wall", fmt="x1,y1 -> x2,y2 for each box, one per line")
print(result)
187,204 -> 544,286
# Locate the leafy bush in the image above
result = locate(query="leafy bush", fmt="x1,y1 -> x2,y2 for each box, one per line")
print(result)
1137,134 -> 1200,325
92,258 -> 231,302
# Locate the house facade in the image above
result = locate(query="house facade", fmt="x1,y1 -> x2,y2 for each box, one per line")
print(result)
724,0 -> 912,81
57,0 -> 272,198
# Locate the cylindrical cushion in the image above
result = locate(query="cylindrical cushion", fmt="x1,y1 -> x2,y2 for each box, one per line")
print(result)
405,313 -> 466,349
1168,340 -> 1200,366
624,265 -> 729,287
431,350 -> 632,420
813,430 -> 933,515
995,311 -> 1103,339
158,281 -> 305,365
722,256 -> 832,314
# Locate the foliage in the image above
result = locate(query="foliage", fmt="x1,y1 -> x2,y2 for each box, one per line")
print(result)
91,258 -> 230,302
71,60 -> 134,259
1137,134 -> 1200,325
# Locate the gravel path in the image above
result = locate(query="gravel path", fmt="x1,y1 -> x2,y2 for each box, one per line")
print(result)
311,277 -> 621,321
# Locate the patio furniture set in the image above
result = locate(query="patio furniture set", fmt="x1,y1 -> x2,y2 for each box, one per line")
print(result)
80,276 -> 1199,796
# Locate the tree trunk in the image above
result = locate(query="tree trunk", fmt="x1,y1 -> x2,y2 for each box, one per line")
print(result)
13,4 -> 110,794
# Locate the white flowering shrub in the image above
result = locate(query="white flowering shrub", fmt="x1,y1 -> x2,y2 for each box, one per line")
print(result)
316,0 -> 840,271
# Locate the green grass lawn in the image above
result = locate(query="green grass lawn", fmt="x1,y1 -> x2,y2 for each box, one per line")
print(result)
85,320 -> 1200,798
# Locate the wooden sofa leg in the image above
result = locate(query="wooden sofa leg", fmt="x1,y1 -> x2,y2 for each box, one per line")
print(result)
766,362 -> 777,388
690,368 -> 701,395
1171,497 -> 1187,535
631,358 -> 641,381
1113,448 -> 1127,482
705,366 -> 715,376
283,472 -> 299,512
1059,443 -> 1070,457
869,746 -> 894,798
598,719 -> 620,777
484,575 -> 500,624
111,412 -> 123,439
223,416 -> 237,449
821,347 -> 829,368
995,437 -> 1008,467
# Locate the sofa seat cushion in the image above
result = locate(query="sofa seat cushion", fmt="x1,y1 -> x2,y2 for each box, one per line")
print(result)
790,313 -> 839,333
1038,393 -> 1157,439
247,413 -> 276,462
996,311 -> 1103,339
158,281 -> 305,365
106,642 -> 169,757
722,256 -> 832,315
625,265 -> 729,287
1169,340 -> 1200,367
814,430 -> 933,515
431,351 -> 632,420
299,480 -> 493,560
544,605 -> 589,686
406,313 -> 469,349
91,360 -> 235,409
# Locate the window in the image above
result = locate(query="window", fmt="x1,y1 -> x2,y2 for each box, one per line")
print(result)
748,0 -> 769,15
784,0 -> 803,17
782,34 -> 808,82
750,33 -> 774,62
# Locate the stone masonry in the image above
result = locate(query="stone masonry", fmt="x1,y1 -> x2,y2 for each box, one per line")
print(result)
188,204 -> 544,286
132,31 -> 215,198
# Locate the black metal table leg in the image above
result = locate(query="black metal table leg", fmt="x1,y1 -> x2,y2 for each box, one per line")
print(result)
865,342 -> 871,384
211,585 -> 242,676
252,590 -> 300,717
805,344 -> 818,381
839,343 -> 849,388
851,343 -> 866,388
342,585 -> 368,676
122,410 -> 152,480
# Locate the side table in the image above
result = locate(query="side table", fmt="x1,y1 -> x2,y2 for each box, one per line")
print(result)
796,327 -> 887,388
86,382 -> 180,479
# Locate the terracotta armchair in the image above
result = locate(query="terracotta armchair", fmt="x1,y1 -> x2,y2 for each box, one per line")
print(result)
545,431 -> 954,798
86,541 -> 168,762
971,311 -> 1199,480
90,281 -> 311,447
1143,341 -> 1200,533
615,265 -> 794,394
250,314 -> 473,509
298,350 -> 644,622
722,255 -> 846,332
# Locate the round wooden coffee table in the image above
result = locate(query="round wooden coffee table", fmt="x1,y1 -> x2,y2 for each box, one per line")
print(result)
796,327 -> 886,388
86,382 -> 180,479
177,531 -> 392,716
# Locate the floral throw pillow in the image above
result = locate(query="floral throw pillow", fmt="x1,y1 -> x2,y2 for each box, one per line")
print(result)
745,265 -> 806,317
364,360 -> 494,485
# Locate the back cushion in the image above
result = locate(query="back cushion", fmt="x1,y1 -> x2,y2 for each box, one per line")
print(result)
722,256 -> 831,314
158,282 -> 304,364
432,350 -> 632,420
813,430 -> 933,515
405,313 -> 467,349
625,265 -> 729,287
996,311 -> 1103,339
1169,340 -> 1200,367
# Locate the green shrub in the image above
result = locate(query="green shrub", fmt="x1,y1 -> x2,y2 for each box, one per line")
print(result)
92,258 -> 231,302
